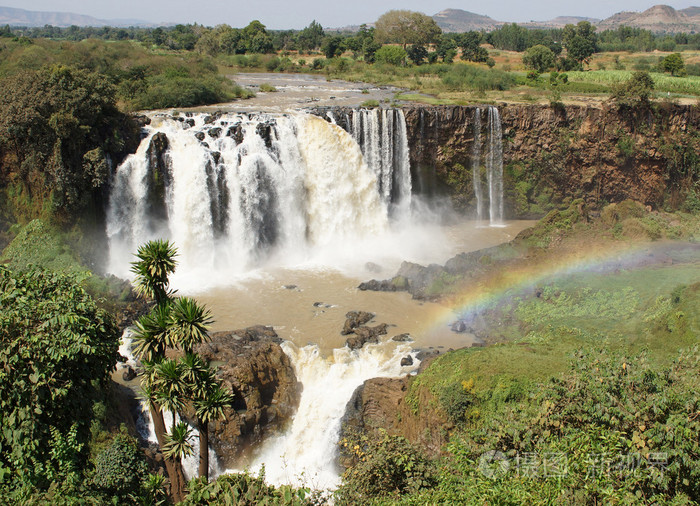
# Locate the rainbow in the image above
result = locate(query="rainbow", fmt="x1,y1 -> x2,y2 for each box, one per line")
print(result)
418,239 -> 699,335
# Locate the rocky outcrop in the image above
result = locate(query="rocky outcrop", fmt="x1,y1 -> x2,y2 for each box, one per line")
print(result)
341,311 -> 375,335
195,325 -> 300,467
341,355 -> 449,458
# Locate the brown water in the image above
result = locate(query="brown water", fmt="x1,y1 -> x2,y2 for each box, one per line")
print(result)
194,220 -> 535,355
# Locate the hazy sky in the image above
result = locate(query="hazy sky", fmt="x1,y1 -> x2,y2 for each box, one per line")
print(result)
5,1 -> 699,29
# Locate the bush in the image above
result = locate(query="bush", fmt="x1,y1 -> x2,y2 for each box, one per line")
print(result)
184,471 -> 309,505
0,265 -> 120,488
92,432 -> 147,498
336,429 -> 435,504
374,45 -> 407,66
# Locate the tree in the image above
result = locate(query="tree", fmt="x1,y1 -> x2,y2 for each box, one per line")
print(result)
562,21 -> 597,66
436,36 -> 457,63
296,20 -> 324,51
458,32 -> 488,63
241,20 -> 273,53
0,266 -> 120,488
374,45 -> 407,66
660,53 -> 686,77
610,71 -> 656,106
321,36 -> 344,59
131,239 -> 233,494
523,44 -> 556,73
374,10 -> 442,48
406,44 -> 428,65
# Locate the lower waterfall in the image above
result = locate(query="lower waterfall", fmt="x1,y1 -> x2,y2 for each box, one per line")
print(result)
234,342 -> 418,490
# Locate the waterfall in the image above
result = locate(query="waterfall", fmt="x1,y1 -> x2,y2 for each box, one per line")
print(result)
233,342 -> 418,490
467,106 -> 503,225
486,106 -> 504,226
472,109 -> 484,222
106,111 -> 415,285
344,109 -> 412,220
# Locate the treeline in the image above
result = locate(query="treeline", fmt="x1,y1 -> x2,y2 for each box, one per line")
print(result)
5,17 -> 700,56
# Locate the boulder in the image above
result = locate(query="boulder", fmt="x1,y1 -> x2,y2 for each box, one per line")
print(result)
122,365 -> 137,381
341,311 -> 375,335
392,333 -> 412,342
400,356 -> 414,367
195,326 -> 300,467
345,323 -> 388,350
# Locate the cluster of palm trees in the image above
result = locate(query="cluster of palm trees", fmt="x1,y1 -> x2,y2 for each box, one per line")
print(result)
130,239 -> 233,502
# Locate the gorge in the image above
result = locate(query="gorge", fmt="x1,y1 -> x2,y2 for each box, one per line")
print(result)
107,99 -> 700,491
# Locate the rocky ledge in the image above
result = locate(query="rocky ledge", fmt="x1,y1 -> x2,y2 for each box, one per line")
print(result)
195,325 -> 301,467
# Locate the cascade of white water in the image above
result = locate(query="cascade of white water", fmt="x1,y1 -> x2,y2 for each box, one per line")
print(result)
393,110 -> 412,219
232,341 -> 418,489
346,108 -> 412,220
471,108 -> 484,222
106,111 -> 413,286
486,106 -> 504,226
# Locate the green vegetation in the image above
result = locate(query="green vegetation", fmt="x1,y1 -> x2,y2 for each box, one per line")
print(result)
0,265 -> 120,496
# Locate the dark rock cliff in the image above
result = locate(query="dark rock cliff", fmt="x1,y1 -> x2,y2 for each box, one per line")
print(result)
401,103 -> 700,217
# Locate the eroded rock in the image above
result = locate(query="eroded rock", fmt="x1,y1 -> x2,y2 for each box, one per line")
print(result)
195,326 -> 301,467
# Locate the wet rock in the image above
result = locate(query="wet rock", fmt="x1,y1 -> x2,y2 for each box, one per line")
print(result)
195,326 -> 300,467
451,320 -> 468,333
283,284 -> 297,290
122,365 -> 137,382
183,118 -> 195,129
226,124 -> 244,144
194,132 -> 205,141
208,127 -> 222,139
400,356 -> 414,367
346,323 -> 388,350
341,311 -> 375,335
211,151 -> 222,165
255,121 -> 275,149
358,275 -> 408,292
392,333 -> 412,342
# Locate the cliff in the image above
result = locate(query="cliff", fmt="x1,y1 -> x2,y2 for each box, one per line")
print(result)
401,103 -> 700,218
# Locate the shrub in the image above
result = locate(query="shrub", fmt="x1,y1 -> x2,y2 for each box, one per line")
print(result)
0,265 -> 120,488
92,432 -> 147,498
374,45 -> 407,66
336,429 -> 435,504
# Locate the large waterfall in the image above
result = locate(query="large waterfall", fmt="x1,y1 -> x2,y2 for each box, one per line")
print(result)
106,111 -> 415,284
469,106 -> 504,226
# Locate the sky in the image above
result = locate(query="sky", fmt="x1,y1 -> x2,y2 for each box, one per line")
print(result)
4,1 -> 699,29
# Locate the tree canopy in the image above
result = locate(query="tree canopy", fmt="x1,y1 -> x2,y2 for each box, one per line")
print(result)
0,266 -> 120,487
374,10 -> 442,48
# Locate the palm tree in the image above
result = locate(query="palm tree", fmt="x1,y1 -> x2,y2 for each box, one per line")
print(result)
153,358 -> 186,431
193,382 -> 234,479
168,297 -> 213,353
162,421 -> 193,498
131,302 -> 171,362
130,239 -> 177,304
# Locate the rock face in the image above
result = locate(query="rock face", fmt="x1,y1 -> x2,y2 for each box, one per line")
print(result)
341,355 -> 449,458
401,103 -> 700,216
195,326 -> 300,467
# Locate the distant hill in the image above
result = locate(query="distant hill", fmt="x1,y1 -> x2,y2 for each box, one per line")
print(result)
596,4 -> 700,34
432,9 -> 502,32
0,5 -> 153,27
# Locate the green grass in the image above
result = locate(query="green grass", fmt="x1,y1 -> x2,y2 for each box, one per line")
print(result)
566,70 -> 700,96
